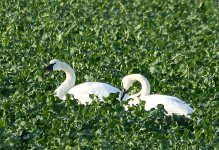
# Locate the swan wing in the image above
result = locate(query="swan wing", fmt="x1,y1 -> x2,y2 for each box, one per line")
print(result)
142,94 -> 194,115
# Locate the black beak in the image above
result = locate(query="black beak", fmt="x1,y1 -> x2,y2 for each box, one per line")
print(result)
44,63 -> 55,75
120,87 -> 126,100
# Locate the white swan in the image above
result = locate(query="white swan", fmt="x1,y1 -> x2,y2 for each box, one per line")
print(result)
121,74 -> 194,116
44,59 -> 128,104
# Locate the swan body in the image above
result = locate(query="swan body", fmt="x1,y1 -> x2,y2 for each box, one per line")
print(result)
67,82 -> 125,104
121,74 -> 194,116
126,94 -> 194,115
44,59 -> 128,104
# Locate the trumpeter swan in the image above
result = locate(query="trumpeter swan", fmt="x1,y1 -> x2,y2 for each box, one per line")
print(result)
121,74 -> 194,116
44,59 -> 128,104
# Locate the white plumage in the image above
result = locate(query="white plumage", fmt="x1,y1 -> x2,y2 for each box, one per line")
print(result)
121,74 -> 194,116
45,59 -> 128,104
67,82 -> 124,104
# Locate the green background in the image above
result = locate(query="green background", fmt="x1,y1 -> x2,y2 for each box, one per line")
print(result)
0,0 -> 218,149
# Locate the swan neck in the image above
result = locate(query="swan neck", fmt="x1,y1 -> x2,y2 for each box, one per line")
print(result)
55,62 -> 76,100
132,75 -> 150,97
63,64 -> 76,82
139,77 -> 150,96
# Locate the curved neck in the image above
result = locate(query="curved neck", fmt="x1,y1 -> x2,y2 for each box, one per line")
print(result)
130,74 -> 150,98
55,62 -> 76,100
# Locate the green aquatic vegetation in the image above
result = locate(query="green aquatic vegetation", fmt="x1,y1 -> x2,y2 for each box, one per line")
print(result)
0,0 -> 218,149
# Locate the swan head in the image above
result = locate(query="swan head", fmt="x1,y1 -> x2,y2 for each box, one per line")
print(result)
121,74 -> 150,100
121,76 -> 135,92
120,75 -> 136,99
44,59 -> 63,74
